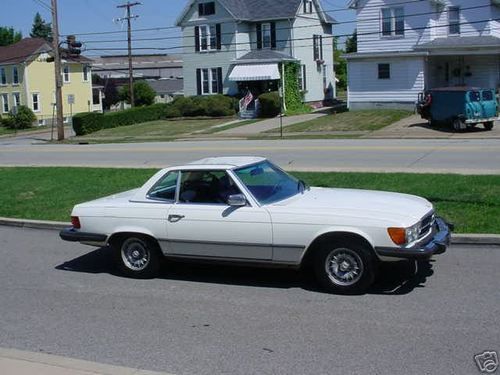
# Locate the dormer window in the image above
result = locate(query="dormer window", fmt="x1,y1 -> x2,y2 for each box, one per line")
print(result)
304,0 -> 313,13
448,6 -> 460,35
199,2 -> 215,16
262,23 -> 272,48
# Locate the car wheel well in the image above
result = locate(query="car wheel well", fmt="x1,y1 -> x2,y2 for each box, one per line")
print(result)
301,232 -> 374,268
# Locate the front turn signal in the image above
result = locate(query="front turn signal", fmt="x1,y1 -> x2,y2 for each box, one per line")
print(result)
387,227 -> 406,245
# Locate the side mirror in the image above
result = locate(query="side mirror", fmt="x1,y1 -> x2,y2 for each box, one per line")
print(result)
227,194 -> 247,207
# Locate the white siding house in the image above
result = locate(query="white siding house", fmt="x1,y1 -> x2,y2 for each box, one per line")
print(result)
176,0 -> 336,111
346,0 -> 500,110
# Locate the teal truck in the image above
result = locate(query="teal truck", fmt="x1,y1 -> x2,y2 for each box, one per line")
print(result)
417,87 -> 498,131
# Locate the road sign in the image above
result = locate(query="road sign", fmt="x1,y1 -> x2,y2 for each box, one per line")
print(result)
68,94 -> 75,105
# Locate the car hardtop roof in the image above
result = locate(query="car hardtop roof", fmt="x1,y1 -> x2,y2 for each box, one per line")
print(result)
188,156 -> 267,169
429,86 -> 492,92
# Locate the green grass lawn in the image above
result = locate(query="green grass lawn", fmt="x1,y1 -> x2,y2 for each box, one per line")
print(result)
0,126 -> 48,136
72,117 -> 235,142
0,167 -> 498,233
267,109 -> 413,133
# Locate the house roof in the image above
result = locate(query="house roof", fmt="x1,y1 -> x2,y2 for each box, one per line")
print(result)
415,36 -> 500,50
177,0 -> 336,26
0,38 -> 51,65
146,79 -> 184,95
233,49 -> 298,64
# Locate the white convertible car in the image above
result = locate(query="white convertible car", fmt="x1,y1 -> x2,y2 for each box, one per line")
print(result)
60,157 -> 451,293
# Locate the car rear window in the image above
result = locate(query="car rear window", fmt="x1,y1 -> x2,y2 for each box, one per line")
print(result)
482,91 -> 494,101
469,91 -> 481,102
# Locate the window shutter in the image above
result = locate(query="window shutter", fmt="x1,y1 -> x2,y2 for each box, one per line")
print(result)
313,35 -> 318,60
196,69 -> 202,95
217,67 -> 223,94
256,23 -> 262,49
303,65 -> 307,91
320,35 -> 323,60
271,22 -> 276,49
303,0 -> 307,13
195,26 -> 200,52
216,24 -> 222,50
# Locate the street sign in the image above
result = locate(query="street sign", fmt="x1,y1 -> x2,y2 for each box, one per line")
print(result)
68,94 -> 75,105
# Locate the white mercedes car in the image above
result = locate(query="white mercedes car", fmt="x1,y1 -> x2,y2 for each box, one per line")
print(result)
60,157 -> 451,294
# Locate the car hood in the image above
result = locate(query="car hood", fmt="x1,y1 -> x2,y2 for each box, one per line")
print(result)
268,187 -> 433,225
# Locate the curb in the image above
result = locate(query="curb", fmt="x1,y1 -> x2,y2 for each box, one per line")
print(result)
1,217 -> 500,246
0,347 -> 174,375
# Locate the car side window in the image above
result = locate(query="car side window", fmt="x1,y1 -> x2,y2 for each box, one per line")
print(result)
469,91 -> 480,102
179,170 -> 241,204
147,171 -> 179,202
482,91 -> 493,101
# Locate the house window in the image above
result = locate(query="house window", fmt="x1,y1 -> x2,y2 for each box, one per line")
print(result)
197,67 -> 222,95
198,24 -> 218,51
83,65 -> 90,82
262,23 -> 272,49
32,93 -> 40,112
199,2 -> 215,16
1,93 -> 9,113
381,8 -> 404,36
12,92 -> 20,107
378,63 -> 391,79
63,65 -> 70,83
12,66 -> 19,84
0,68 -> 6,85
313,35 -> 323,61
304,0 -> 313,14
449,7 -> 460,35
298,64 -> 307,91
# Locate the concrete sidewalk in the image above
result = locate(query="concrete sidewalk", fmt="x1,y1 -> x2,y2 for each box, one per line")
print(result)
0,348 -> 173,375
217,112 -> 326,135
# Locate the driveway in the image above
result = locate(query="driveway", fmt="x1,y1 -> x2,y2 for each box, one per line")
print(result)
0,226 -> 498,375
369,114 -> 500,139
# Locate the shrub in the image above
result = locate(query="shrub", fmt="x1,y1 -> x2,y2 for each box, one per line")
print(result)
203,95 -> 236,117
258,91 -> 281,118
119,81 -> 157,107
1,105 -> 37,129
73,112 -> 105,135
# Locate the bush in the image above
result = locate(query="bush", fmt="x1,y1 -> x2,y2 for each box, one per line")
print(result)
172,95 -> 236,117
119,81 -> 156,107
73,112 -> 105,135
258,91 -> 281,118
1,105 -> 37,129
203,95 -> 236,117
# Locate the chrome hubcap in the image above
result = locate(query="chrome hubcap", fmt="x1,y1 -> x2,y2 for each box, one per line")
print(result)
121,238 -> 150,271
325,248 -> 364,286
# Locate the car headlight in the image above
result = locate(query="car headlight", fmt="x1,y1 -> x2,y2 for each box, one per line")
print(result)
388,222 -> 421,245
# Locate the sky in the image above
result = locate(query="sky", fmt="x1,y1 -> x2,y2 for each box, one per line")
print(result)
0,0 -> 356,57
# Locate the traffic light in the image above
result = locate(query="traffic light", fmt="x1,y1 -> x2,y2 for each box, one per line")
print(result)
66,35 -> 82,56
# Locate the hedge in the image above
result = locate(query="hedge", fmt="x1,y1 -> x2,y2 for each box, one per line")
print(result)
258,91 -> 281,118
73,95 -> 237,136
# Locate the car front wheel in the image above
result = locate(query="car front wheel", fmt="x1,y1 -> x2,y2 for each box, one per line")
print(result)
113,236 -> 160,278
314,241 -> 376,294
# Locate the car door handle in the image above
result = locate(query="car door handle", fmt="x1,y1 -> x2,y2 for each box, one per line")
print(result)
168,214 -> 185,223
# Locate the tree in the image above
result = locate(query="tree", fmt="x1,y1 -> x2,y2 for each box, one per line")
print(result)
103,80 -> 120,109
0,27 -> 22,46
345,29 -> 357,54
2,105 -> 37,129
30,12 -> 52,42
119,81 -> 156,107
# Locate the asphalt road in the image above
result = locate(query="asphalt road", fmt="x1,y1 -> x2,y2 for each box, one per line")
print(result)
1,138 -> 500,174
0,226 -> 498,375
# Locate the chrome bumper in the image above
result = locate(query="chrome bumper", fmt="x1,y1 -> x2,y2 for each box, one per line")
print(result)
375,218 -> 451,259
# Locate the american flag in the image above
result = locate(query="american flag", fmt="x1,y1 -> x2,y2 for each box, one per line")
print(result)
241,90 -> 254,109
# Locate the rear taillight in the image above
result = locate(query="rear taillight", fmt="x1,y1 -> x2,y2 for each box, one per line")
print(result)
71,216 -> 81,229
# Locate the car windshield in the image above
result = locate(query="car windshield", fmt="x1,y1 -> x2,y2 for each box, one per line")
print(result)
234,160 -> 306,204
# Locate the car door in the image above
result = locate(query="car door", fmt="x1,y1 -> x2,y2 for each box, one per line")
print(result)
165,169 -> 273,260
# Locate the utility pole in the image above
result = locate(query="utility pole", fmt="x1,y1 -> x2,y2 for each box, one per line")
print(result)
116,2 -> 140,107
51,0 -> 64,141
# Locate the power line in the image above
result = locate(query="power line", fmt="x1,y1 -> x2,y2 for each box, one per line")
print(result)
32,0 -> 52,12
79,3 -> 491,45
60,0 -> 429,37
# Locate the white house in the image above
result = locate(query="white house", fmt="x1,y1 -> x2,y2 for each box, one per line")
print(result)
345,0 -> 500,110
176,0 -> 336,111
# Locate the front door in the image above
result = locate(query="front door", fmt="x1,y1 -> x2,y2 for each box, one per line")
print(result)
165,170 -> 273,260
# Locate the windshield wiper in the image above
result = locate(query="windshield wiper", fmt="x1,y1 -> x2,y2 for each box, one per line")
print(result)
298,179 -> 308,193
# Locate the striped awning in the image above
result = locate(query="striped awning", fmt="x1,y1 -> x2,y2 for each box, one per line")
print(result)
228,64 -> 280,81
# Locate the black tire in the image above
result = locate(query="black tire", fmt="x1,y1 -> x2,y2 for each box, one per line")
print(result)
484,121 -> 494,131
452,118 -> 465,132
112,235 -> 161,278
313,239 -> 377,294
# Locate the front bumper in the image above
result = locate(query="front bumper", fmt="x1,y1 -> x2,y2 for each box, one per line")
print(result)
59,228 -> 107,243
375,218 -> 451,259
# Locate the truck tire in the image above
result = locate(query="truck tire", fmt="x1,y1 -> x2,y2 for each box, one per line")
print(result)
112,235 -> 161,278
452,118 -> 465,132
313,240 -> 376,294
484,122 -> 494,131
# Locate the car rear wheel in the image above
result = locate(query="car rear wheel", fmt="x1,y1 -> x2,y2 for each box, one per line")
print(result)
113,236 -> 160,278
313,240 -> 376,294
484,121 -> 494,131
